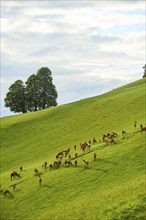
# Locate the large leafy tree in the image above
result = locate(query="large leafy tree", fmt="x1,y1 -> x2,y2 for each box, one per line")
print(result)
4,80 -> 27,113
25,67 -> 57,111
4,67 -> 58,113
36,67 -> 58,109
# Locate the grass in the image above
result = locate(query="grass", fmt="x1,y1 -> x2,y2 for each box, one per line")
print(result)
0,78 -> 146,220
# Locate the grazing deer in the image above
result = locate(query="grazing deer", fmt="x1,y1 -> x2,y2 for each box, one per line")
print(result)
34,168 -> 39,174
102,134 -> 107,142
10,171 -> 20,180
93,137 -> 97,144
13,184 -> 16,190
53,160 -> 60,168
109,136 -> 115,144
42,161 -> 47,169
64,160 -> 72,166
4,189 -> 11,196
122,130 -> 126,138
122,130 -> 126,135
83,160 -> 89,168
140,124 -> 146,134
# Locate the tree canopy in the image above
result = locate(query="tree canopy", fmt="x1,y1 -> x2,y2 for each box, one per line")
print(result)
5,80 -> 27,113
4,67 -> 58,113
142,64 -> 146,78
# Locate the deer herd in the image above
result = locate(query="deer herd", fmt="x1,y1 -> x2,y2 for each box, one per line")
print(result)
1,122 -> 145,196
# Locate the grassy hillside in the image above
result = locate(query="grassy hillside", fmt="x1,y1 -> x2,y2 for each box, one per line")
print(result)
0,78 -> 145,220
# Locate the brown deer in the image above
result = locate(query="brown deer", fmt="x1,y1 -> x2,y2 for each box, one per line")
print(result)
83,159 -> 89,168
13,184 -> 16,190
94,153 -> 97,161
122,130 -> 126,139
64,160 -> 72,166
34,168 -> 39,174
10,171 -> 20,180
102,134 -> 107,142
53,160 -> 61,168
74,160 -> 78,167
42,161 -> 47,169
49,164 -> 53,169
134,121 -> 137,129
75,153 -> 78,158
20,166 -> 23,172
93,137 -> 97,144
74,145 -> 77,150
4,189 -> 12,196
140,124 -> 146,134
39,176 -> 42,187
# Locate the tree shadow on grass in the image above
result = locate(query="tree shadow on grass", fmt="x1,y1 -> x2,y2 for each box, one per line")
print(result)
95,158 -> 117,165
93,168 -> 109,173
81,166 -> 109,173
76,149 -> 95,158
41,184 -> 54,189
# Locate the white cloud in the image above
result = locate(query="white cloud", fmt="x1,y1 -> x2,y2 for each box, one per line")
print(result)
0,0 -> 145,117
1,8 -> 145,34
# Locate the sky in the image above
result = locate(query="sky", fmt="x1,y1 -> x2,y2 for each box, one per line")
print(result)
1,0 -> 145,117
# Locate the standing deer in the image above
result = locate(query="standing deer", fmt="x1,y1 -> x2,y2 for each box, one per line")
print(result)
74,160 -> 78,167
39,176 -> 42,187
94,153 -> 97,161
134,121 -> 137,129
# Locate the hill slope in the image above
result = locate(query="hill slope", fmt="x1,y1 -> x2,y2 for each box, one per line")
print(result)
0,78 -> 146,220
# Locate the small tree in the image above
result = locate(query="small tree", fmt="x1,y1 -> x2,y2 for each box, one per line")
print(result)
142,64 -> 146,78
4,80 -> 27,113
4,67 -> 58,113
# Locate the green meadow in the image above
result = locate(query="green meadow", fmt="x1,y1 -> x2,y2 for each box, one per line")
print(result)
0,78 -> 145,220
